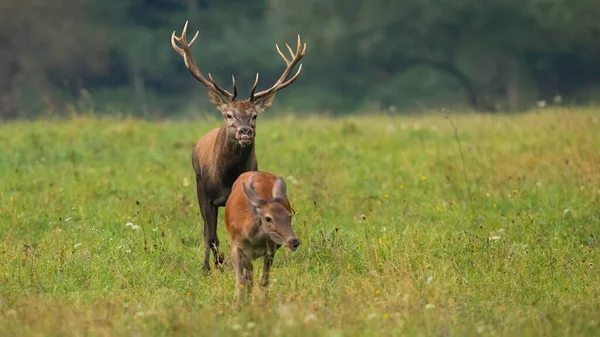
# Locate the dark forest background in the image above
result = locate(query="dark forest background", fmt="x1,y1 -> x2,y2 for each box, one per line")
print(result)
1,0 -> 600,119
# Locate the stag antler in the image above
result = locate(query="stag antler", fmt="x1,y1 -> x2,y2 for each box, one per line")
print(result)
250,35 -> 307,101
171,21 -> 237,101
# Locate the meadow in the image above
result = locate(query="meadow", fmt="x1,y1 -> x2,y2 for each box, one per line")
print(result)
0,108 -> 599,336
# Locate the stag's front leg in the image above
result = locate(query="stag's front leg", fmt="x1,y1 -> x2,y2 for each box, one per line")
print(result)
202,200 -> 223,271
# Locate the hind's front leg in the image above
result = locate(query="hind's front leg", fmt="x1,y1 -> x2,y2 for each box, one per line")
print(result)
231,247 -> 247,304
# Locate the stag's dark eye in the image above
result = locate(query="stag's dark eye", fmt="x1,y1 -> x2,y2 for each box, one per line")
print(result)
226,114 -> 233,120
252,114 -> 257,120
265,216 -> 272,223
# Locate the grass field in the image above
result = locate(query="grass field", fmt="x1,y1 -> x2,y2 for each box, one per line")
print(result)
0,108 -> 599,336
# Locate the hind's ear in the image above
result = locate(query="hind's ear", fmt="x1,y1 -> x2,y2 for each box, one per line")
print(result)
243,182 -> 266,208
272,177 -> 287,199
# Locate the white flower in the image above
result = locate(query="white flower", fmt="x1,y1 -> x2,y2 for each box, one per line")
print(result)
64,217 -> 72,222
488,236 -> 501,241
125,222 -> 140,230
425,303 -> 436,309
426,275 -> 433,285
73,243 -> 82,249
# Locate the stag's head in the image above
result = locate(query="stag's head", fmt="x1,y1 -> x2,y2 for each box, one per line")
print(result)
171,21 -> 307,147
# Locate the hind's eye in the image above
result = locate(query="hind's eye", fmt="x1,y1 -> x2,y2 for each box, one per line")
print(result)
252,114 -> 257,120
226,114 -> 233,120
265,216 -> 272,223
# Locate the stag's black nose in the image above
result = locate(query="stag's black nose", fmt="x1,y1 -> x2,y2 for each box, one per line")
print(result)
238,127 -> 253,136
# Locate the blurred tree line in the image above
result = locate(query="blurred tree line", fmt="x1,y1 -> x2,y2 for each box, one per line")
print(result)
1,0 -> 599,119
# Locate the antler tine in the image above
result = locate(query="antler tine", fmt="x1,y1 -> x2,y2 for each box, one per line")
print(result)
251,35 -> 307,100
231,75 -> 237,100
276,44 -> 290,65
249,73 -> 259,101
171,21 -> 236,101
207,73 -> 235,100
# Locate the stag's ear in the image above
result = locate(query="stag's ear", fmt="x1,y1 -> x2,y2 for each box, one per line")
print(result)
243,182 -> 266,208
253,93 -> 276,114
272,177 -> 287,199
207,88 -> 228,112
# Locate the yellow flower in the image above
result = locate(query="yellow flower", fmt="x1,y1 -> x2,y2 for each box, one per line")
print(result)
186,292 -> 191,296
421,176 -> 427,181
375,290 -> 381,295
383,313 -> 389,319
399,184 -> 405,189
512,189 -> 519,195
493,204 -> 497,208
384,194 -> 389,199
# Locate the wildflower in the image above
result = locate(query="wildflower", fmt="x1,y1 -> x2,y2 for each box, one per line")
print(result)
421,176 -> 427,182
425,304 -> 436,309
426,275 -> 433,285
488,236 -> 501,241
384,194 -> 389,199
186,292 -> 191,296
383,313 -> 389,319
375,289 -> 381,295
73,243 -> 82,249
64,217 -> 72,222
183,177 -> 190,187
512,189 -> 519,195
399,184 -> 404,189
125,222 -> 140,230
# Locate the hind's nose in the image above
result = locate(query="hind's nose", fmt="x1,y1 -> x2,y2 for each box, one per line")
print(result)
287,238 -> 301,251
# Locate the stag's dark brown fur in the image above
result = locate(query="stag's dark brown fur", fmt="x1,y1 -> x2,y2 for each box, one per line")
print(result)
171,21 -> 306,271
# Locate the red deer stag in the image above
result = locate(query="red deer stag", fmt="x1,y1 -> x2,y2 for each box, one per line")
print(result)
171,21 -> 306,271
225,171 -> 300,303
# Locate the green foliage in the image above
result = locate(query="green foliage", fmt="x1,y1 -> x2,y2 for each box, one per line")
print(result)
1,0 -> 600,118
1,108 -> 599,335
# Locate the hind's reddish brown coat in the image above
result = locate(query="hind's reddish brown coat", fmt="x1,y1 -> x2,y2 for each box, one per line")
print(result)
224,171 -> 299,304
225,172 -> 292,241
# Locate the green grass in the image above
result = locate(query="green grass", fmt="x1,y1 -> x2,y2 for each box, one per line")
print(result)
0,108 -> 599,336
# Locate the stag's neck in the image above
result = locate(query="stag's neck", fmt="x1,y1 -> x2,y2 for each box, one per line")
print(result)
215,126 -> 255,169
